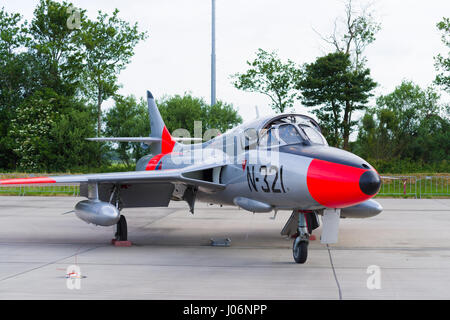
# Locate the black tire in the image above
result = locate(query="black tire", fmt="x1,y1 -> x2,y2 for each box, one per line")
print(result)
115,215 -> 128,241
293,238 -> 308,264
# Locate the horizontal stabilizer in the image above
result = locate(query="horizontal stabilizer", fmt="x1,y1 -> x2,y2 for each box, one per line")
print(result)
86,137 -> 161,145
173,137 -> 203,142
86,137 -> 202,145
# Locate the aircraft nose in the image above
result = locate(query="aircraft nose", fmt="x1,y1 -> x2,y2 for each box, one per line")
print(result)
359,170 -> 381,195
306,158 -> 381,208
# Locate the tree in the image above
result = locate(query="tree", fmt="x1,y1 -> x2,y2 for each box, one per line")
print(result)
315,0 -> 381,70
29,0 -> 85,96
232,49 -> 300,113
0,7 -> 30,58
0,1 -> 132,172
103,93 -> 242,165
157,94 -> 242,137
297,52 -> 376,148
434,17 -> 450,92
0,8 -> 31,169
354,81 -> 449,164
77,9 -> 148,136
9,89 -> 59,171
9,88 -> 101,172
301,0 -> 380,149
104,95 -> 149,165
157,94 -> 204,135
49,101 -> 102,172
204,101 -> 243,133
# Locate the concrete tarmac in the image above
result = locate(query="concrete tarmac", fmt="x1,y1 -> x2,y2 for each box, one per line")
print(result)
0,196 -> 449,299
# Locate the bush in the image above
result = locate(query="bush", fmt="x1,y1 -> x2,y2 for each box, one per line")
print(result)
367,158 -> 449,174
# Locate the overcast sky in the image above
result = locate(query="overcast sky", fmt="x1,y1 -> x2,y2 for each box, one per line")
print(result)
3,0 -> 450,124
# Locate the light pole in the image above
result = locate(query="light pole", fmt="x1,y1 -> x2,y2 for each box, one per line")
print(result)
211,0 -> 216,106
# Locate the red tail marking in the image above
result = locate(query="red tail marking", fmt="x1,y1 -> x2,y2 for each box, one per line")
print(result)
161,126 -> 175,154
146,126 -> 176,171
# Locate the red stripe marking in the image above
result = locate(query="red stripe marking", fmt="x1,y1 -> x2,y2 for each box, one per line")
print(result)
145,154 -> 165,171
306,159 -> 372,208
0,177 -> 56,185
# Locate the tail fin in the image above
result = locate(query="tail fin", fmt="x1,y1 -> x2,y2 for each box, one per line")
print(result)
86,91 -> 200,149
147,90 -> 176,154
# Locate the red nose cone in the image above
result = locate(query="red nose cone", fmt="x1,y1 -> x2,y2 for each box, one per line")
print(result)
306,159 -> 378,208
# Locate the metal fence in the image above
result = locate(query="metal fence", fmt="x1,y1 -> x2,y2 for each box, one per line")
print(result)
0,173 -> 448,198
379,175 -> 449,198
417,176 -> 450,198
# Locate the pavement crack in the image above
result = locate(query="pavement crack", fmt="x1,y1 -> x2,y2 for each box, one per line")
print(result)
138,209 -> 179,229
0,245 -> 104,283
326,244 -> 343,300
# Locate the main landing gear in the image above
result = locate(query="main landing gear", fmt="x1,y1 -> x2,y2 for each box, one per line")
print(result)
109,185 -> 131,247
292,210 -> 320,264
115,215 -> 128,241
111,215 -> 131,246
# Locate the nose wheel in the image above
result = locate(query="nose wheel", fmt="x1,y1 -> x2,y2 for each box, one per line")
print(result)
293,237 -> 308,263
292,211 -> 314,264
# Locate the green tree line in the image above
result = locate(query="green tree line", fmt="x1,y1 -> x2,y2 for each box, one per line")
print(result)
232,1 -> 449,173
0,0 -> 242,172
1,0 -> 448,174
103,94 -> 241,166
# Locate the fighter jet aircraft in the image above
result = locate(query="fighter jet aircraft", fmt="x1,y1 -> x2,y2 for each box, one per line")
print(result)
0,91 -> 382,263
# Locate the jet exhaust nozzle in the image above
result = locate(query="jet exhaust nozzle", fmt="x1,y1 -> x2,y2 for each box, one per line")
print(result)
75,200 -> 120,226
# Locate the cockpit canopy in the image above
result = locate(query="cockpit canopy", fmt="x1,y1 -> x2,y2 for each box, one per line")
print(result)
242,114 -> 328,149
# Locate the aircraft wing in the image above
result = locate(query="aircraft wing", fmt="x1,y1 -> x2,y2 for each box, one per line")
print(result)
0,164 -> 225,191
0,164 -> 225,210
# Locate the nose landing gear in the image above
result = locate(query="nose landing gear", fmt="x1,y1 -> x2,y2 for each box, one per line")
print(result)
292,210 -> 320,264
292,211 -> 310,263
293,236 -> 309,263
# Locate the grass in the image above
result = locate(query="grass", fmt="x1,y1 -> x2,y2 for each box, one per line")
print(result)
0,185 -> 79,197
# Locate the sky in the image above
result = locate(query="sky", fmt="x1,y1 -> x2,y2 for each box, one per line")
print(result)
2,0 -> 450,127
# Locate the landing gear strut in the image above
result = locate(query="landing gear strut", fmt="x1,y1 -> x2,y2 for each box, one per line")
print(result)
109,185 -> 131,247
293,212 -> 309,264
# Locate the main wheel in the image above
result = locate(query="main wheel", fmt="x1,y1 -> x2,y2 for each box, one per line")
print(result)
115,215 -> 128,241
293,238 -> 308,264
